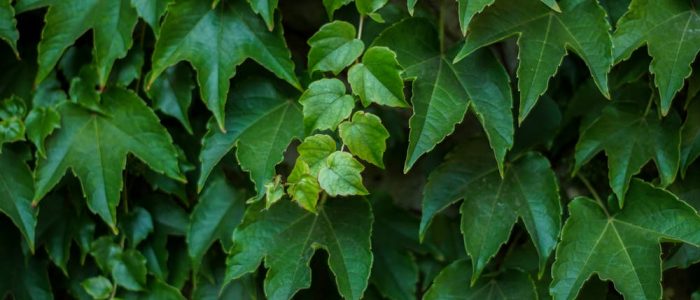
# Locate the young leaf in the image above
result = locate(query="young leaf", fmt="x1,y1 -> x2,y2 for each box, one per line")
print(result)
421,139 -> 561,281
355,0 -> 388,16
25,107 -> 61,158
225,199 -> 373,300
0,0 -> 18,57
297,134 -> 337,175
90,237 -> 147,291
307,21 -> 364,75
575,101 -> 681,206
550,179 -> 700,300
613,0 -> 700,114
455,0 -> 612,122
34,87 -> 184,229
129,0 -> 172,34
319,151 -> 369,196
373,18 -> 514,173
681,99 -> 700,175
197,78 -> 303,197
423,259 -> 537,300
299,79 -> 355,133
287,160 -> 322,212
348,46 -> 408,108
247,0 -> 278,31
148,0 -> 299,130
338,111 -> 389,168
29,0 -> 138,86
0,146 -> 37,250
81,276 -> 112,300
323,0 -> 352,19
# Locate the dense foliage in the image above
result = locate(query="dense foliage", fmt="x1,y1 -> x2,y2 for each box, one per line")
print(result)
1,0 -> 700,299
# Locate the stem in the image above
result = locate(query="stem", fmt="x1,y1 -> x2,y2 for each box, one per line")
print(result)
576,174 -> 609,217
357,14 -> 365,40
643,93 -> 654,118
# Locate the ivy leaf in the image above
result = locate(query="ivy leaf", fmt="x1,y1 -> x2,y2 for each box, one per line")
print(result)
423,259 -> 537,299
575,101 -> 681,207
297,134 -> 337,175
0,146 -> 37,250
455,0 -> 612,122
319,151 -> 369,197
90,237 -> 147,291
225,199 -> 373,300
0,95 -> 26,147
457,0 -> 561,35
550,179 -> 700,300
30,0 -> 138,86
264,175 -> 285,209
421,139 -> 561,281
81,276 -> 112,300
355,0 -> 388,16
198,78 -> 303,198
299,79 -> 355,134
187,172 -> 245,269
373,18 -> 514,173
0,0 -> 18,57
25,106 -> 61,158
247,0 -> 278,31
322,0 -> 352,19
348,46 -> 407,108
338,111 -> 389,168
0,224 -> 53,300
681,99 -> 700,175
120,207 -> 154,248
147,0 -> 299,130
146,64 -> 194,134
130,0 -> 172,34
34,87 -> 184,230
307,21 -> 364,75
287,160 -> 322,213
613,0 -> 700,114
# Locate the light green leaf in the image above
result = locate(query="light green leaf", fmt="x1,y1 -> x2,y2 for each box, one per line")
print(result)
264,175 -> 285,208
147,64 -> 194,134
550,179 -> 700,300
322,0 -> 352,19
197,78 -> 303,197
297,134 -> 337,175
0,0 -> 18,57
34,87 -> 184,229
348,46 -> 407,108
575,100 -> 681,206
613,0 -> 700,114
338,111 -> 389,168
130,0 -> 172,34
225,199 -> 373,300
424,259 -> 537,300
187,173 -> 245,269
0,146 -> 36,250
308,21 -> 364,75
421,139 -> 561,281
81,276 -> 112,300
299,78 -> 355,133
148,0 -> 299,130
373,18 -> 514,173
319,151 -> 368,196
247,0 -> 278,31
0,95 -> 26,147
456,0 -> 612,122
355,0 -> 388,15
287,159 -> 322,213
681,99 -> 700,175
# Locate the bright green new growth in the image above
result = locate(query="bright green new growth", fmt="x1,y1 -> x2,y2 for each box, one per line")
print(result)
339,111 -> 390,168
307,21 -> 365,75
299,79 -> 355,134
348,46 -> 408,108
297,134 -> 337,175
319,151 -> 369,196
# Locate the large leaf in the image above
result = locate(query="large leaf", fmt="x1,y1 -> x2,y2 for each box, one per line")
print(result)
28,0 -> 138,86
225,199 -> 373,300
0,0 -> 18,56
34,87 -> 184,229
372,18 -> 514,173
613,0 -> 700,114
455,0 -> 560,35
422,139 -> 561,281
550,179 -> 700,300
197,78 -> 303,198
147,0 -> 299,130
0,146 -> 36,250
574,100 -> 681,206
456,0 -> 612,122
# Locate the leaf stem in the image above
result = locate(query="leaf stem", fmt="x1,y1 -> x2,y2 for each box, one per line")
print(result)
357,14 -> 365,40
576,173 -> 609,216
643,93 -> 654,118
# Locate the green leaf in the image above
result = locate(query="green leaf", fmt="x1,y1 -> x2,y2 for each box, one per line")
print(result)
140,280 -> 186,300
287,159 -> 322,212
373,18 -> 514,173
0,95 -> 26,147
455,0 -> 560,35
90,237 -> 147,291
297,134 -> 337,175
348,46 -> 407,108
0,224 -> 53,300
682,99 -> 700,175
575,100 -> 681,206
187,173 -> 245,269
307,21 -> 364,75
322,0 -> 353,19
129,0 -> 172,34
338,111 -> 389,168
120,207 -> 154,248
25,106 -> 61,158
423,259 -> 537,300
34,87 -> 184,229
264,175 -> 285,208
225,199 -> 373,300
550,179 -> 700,300
613,0 -> 700,114
0,0 -> 18,57
247,0 -> 278,31
421,139 -> 561,281
30,0 -> 138,86
319,151 -> 369,196
455,0 -> 612,122
299,78 -> 355,134
146,64 -> 194,134
198,78 -> 303,197
147,0 -> 299,130
81,276 -> 112,300
355,0 -> 388,15
0,146 -> 37,250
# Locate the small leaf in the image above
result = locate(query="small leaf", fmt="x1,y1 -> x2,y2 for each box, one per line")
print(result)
355,0 -> 388,15
264,175 -> 285,208
299,78 -> 355,134
120,207 -> 154,248
318,151 -> 368,197
423,260 -> 537,299
307,21 -> 364,75
338,111 -> 389,168
681,99 -> 700,175
297,134 -> 337,175
130,0 -> 172,34
112,249 -> 148,291
287,159 -> 322,212
81,276 -> 112,300
348,46 -> 407,108
25,107 -> 61,158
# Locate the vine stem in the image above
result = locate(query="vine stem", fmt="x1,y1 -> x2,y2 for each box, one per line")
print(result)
357,14 -> 365,40
576,174 -> 609,217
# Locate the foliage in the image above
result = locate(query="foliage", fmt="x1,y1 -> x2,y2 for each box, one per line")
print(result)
1,0 -> 700,299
